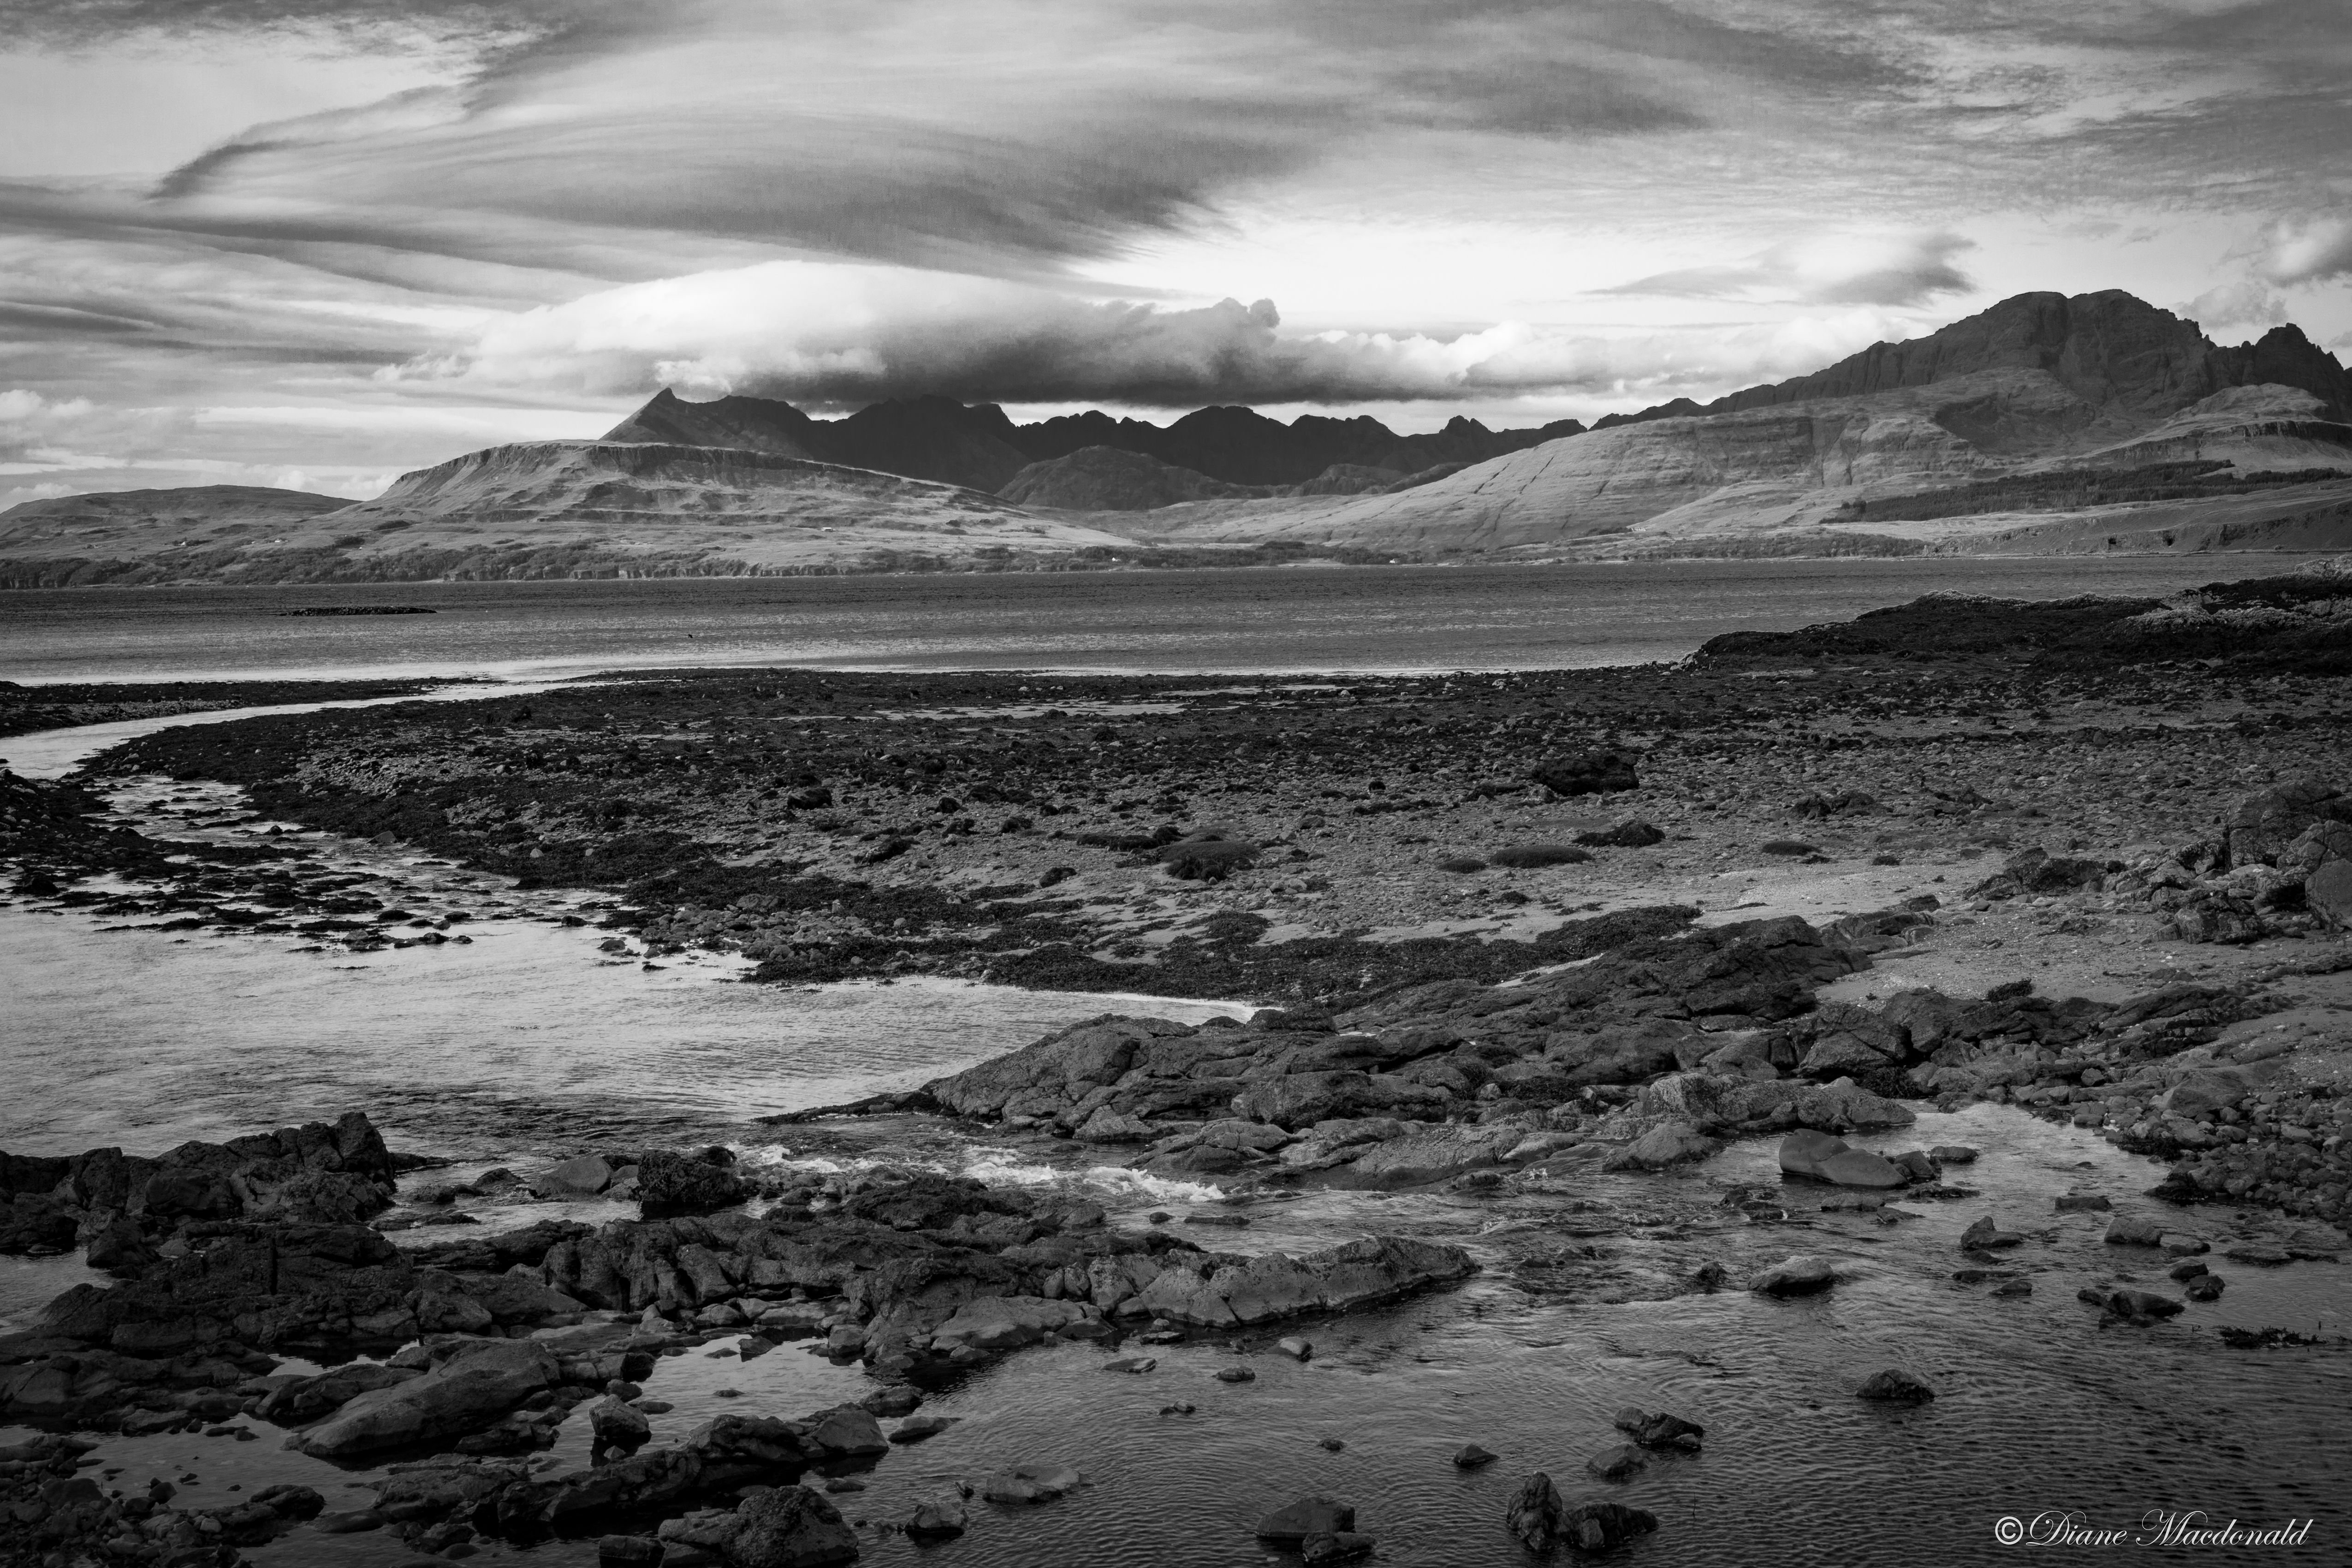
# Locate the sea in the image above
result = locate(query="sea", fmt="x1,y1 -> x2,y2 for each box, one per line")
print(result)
0,557 -> 2263,685
2,558 -> 2345,1566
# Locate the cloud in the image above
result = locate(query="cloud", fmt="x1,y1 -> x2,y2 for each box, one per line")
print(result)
0,387 -> 102,461
2179,277 -> 2289,333
0,0 -> 578,53
401,258 -> 1925,409
1607,232 -> 1977,307
2257,217 -> 2352,286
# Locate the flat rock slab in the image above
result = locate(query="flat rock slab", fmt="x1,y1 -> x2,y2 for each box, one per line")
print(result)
1751,1255 -> 1837,1296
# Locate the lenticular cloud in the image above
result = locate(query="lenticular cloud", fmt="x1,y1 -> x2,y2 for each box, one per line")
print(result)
400,259 -> 1913,409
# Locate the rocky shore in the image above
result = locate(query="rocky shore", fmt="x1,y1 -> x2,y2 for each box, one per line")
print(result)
5,560 -> 2352,1563
0,679 -> 451,741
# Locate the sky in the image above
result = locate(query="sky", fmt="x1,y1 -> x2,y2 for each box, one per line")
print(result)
2,0 -> 2349,506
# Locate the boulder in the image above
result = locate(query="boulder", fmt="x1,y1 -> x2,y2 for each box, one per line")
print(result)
255,1361 -> 422,1426
1778,1131 -> 1904,1188
981,1463 -> 1083,1504
591,1396 -> 653,1451
2103,1216 -> 2166,1247
1585,1444 -> 1647,1482
80,1212 -> 157,1274
1611,1407 -> 1703,1450
296,1339 -> 560,1458
1121,1235 -> 1474,1326
924,1016 -> 1196,1122
1257,1497 -> 1355,1543
1960,1217 -> 2025,1250
1857,1368 -> 1935,1402
636,1152 -> 748,1218
1797,1002 -> 1914,1078
2226,777 -> 2352,867
927,1295 -> 1091,1353
1301,1532 -> 1377,1565
1599,1120 -> 1719,1171
2100,1288 -> 2185,1324
659,1485 -> 858,1568
2164,1068 -> 2251,1119
904,1495 -> 968,1538
1793,1079 -> 1915,1132
1505,1473 -> 1567,1552
1335,1124 -> 1526,1186
1750,1255 -> 1836,1297
1453,1444 -> 1499,1468
541,1155 -> 616,1196
1507,1473 -> 1658,1553
1574,819 -> 1667,848
1530,752 -> 1639,797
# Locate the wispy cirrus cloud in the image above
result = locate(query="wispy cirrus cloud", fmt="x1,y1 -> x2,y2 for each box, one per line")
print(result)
1607,232 -> 1977,308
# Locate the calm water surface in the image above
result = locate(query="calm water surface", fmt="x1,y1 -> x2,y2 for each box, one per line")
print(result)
0,558 -> 2257,684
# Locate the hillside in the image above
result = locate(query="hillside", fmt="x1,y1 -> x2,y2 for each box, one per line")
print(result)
0,484 -> 351,587
0,442 -> 1137,586
1104,296 -> 2352,559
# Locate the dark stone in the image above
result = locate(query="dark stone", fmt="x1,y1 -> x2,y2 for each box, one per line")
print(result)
1257,1497 -> 1355,1543
1856,1368 -> 1935,1402
1611,1407 -> 1704,1450
1585,1444 -> 1647,1482
1530,753 -> 1639,797
636,1151 -> 749,1218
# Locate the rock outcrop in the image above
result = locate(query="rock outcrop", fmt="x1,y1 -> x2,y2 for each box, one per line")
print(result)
0,1111 -> 399,1262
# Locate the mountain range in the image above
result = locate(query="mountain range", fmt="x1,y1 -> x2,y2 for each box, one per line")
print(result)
604,389 -> 1584,498
5,289 -> 2349,585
